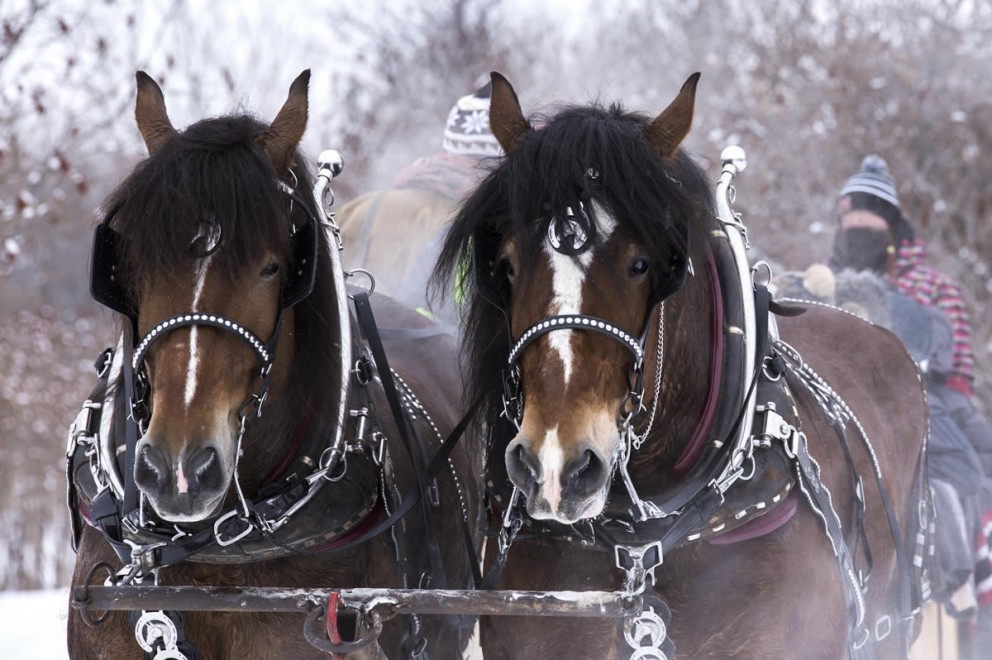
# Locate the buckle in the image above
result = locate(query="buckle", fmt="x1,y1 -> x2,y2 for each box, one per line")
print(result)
874,615 -> 891,641
615,541 -> 663,595
67,400 -> 102,456
353,356 -> 375,386
370,431 -> 386,465
94,348 -> 115,377
213,510 -> 255,546
500,368 -> 522,431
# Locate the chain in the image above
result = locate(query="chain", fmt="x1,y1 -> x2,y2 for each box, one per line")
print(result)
632,302 -> 665,451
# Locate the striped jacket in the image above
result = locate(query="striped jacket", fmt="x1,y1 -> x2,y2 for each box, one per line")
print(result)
889,239 -> 975,396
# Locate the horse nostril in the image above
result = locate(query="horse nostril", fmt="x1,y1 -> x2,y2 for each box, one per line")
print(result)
506,442 -> 540,493
135,444 -> 168,489
184,446 -> 223,495
563,448 -> 608,496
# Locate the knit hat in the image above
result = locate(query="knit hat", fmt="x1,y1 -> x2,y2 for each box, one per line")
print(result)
837,154 -> 914,243
442,80 -> 501,157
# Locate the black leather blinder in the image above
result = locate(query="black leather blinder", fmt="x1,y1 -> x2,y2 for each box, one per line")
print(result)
89,192 -> 319,319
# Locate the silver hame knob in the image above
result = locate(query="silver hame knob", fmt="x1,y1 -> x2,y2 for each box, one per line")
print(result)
720,145 -> 747,173
318,150 -> 344,178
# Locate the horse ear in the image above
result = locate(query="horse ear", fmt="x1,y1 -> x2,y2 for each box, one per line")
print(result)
489,71 -> 531,153
258,70 -> 310,178
135,71 -> 177,155
644,72 -> 700,158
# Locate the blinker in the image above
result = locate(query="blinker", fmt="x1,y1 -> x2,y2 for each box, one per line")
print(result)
89,191 -> 319,320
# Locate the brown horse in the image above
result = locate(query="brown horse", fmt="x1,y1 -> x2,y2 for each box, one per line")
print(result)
432,72 -> 930,659
67,71 -> 480,659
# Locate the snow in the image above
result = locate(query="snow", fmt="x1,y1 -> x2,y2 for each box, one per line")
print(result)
0,589 -> 70,659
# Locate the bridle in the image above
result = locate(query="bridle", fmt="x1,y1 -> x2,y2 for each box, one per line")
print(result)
501,307 -> 665,502
85,174 -> 328,553
497,195 -> 689,523
91,183 -> 320,431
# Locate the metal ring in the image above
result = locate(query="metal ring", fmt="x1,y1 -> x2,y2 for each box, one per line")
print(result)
345,268 -> 376,296
751,260 -> 774,287
624,608 -> 667,648
303,605 -> 384,654
134,610 -> 179,653
74,561 -> 116,627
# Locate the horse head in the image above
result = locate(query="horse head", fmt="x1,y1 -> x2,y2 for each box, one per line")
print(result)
436,73 -> 714,525
99,71 -> 317,523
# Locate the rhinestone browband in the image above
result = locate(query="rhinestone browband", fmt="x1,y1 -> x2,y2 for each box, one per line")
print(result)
507,314 -> 644,367
132,312 -> 272,371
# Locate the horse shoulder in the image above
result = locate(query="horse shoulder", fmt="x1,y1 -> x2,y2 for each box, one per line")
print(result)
776,303 -> 923,392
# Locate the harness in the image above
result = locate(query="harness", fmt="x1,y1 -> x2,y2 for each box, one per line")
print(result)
484,146 -> 931,659
67,152 -> 475,659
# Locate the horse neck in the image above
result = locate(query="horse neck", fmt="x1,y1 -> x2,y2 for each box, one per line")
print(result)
629,245 -> 716,486
237,281 -> 348,493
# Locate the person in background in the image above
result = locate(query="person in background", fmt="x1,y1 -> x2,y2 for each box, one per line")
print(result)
335,79 -> 500,325
831,155 -> 990,466
831,154 -> 992,656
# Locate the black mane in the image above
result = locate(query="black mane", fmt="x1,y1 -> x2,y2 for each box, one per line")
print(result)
107,115 -> 293,289
431,101 -> 713,414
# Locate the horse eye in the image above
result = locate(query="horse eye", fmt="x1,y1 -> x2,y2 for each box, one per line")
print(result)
629,259 -> 649,277
260,262 -> 280,278
498,256 -> 516,284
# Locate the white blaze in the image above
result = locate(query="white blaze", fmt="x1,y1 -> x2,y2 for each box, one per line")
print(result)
184,256 -> 213,407
176,460 -> 189,494
538,426 -> 565,511
536,204 -> 618,512
545,203 -> 617,384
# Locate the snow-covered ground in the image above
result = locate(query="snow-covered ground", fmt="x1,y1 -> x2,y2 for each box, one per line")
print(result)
0,589 -> 70,659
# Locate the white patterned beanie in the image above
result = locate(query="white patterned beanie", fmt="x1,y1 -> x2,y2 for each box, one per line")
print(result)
442,81 -> 501,157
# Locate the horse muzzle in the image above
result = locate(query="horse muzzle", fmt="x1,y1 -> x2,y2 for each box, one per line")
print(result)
134,438 -> 231,522
505,434 -> 616,524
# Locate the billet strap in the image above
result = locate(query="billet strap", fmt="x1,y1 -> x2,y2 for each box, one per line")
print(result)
90,333 -> 141,566
122,332 -> 140,517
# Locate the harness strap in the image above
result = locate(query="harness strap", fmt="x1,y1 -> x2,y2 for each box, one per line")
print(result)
321,389 -> 485,560
121,332 -> 140,520
353,291 -> 447,590
791,431 -> 875,659
775,337 -> 922,658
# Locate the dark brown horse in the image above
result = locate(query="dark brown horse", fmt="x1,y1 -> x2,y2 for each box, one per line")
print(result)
67,71 -> 480,659
432,73 -> 930,658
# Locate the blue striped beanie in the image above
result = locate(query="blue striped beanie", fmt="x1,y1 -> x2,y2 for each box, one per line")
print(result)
837,154 -> 913,243
839,154 -> 900,208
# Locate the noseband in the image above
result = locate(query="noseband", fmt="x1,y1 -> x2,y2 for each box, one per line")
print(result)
502,313 -> 652,434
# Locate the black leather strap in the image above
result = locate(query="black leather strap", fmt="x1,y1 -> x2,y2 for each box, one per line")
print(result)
353,291 -> 447,587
